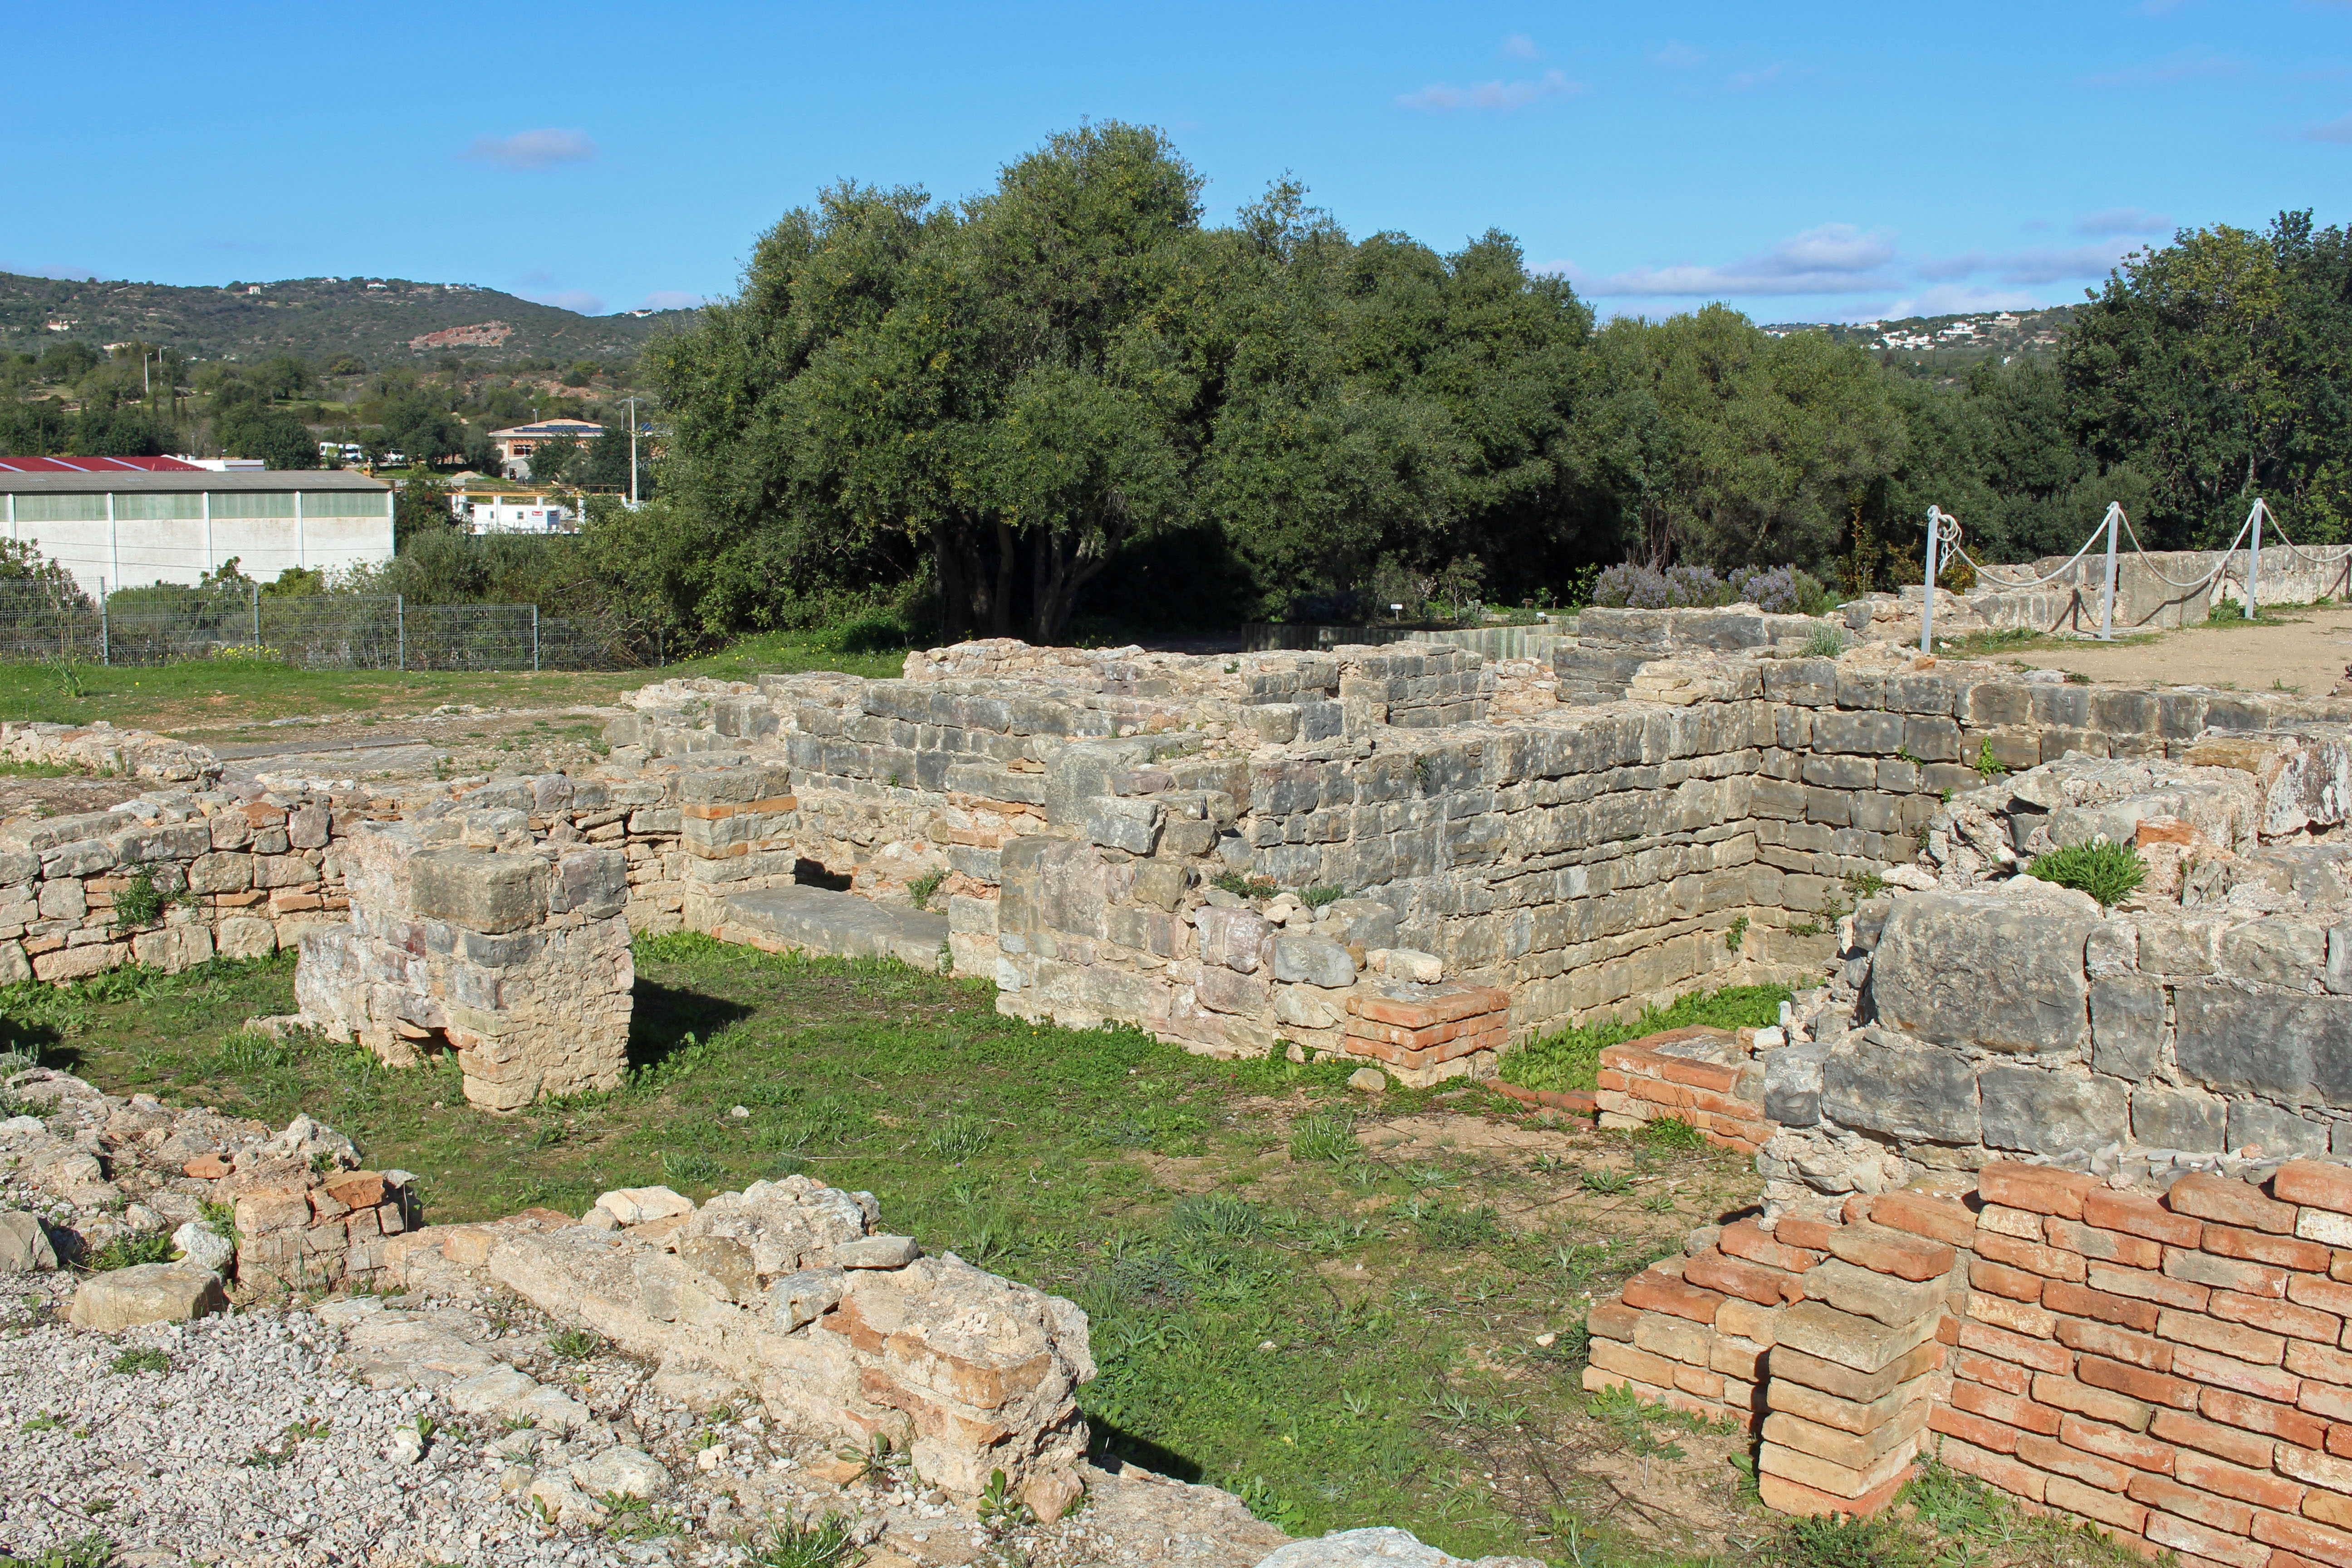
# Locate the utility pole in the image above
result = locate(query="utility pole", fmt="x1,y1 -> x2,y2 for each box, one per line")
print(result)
625,396 -> 639,505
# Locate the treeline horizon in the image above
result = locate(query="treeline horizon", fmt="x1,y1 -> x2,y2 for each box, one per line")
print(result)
6,122 -> 2348,652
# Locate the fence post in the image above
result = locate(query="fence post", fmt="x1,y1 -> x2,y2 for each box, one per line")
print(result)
397,595 -> 406,672
99,579 -> 108,667
1920,507 -> 1940,654
2099,503 -> 2120,642
532,605 -> 540,672
252,583 -> 260,647
2249,500 -> 2263,617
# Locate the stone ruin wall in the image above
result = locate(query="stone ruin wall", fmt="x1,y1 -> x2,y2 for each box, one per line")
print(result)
603,633 -> 2352,1086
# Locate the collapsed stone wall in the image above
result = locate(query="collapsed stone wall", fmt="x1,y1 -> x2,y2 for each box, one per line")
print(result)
1589,1148 -> 2352,1563
385,1176 -> 1094,1507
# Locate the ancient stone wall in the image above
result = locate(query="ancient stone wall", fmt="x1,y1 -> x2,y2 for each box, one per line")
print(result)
597,636 -> 2352,1088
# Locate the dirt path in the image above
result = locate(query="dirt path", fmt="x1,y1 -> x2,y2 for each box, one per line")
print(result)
1997,603 -> 2352,695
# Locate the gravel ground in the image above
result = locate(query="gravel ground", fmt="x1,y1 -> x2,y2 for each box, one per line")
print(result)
0,1272 -> 1284,1568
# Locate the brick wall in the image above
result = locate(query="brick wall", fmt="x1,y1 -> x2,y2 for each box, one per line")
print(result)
1586,1156 -> 2352,1561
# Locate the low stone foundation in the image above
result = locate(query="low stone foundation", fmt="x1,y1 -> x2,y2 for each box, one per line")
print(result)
1594,1026 -> 1773,1154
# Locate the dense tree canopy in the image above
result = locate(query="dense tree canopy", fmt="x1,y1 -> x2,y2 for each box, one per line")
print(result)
650,132 -> 2347,639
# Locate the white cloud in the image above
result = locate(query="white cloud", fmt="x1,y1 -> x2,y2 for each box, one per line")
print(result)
1499,33 -> 1542,60
524,289 -> 605,314
639,291 -> 706,311
1559,223 -> 1897,297
1398,69 -> 1582,111
1914,239 -> 2139,285
2084,51 -> 2242,87
2075,207 -> 2171,237
2306,111 -> 2352,142
1883,284 -> 2051,316
1547,222 -> 2139,309
1651,41 -> 1705,69
463,128 -> 598,170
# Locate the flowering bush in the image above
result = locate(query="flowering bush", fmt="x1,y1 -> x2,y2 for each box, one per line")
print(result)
1591,564 -> 1728,609
1725,564 -> 1835,616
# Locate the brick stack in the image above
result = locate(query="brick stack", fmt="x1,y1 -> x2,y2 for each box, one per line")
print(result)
1339,983 -> 1511,1088
1931,1159 -> 2352,1568
205,1157 -> 415,1293
1584,1219 -> 1822,1426
1755,1200 -> 1966,1515
1594,1026 -> 1771,1153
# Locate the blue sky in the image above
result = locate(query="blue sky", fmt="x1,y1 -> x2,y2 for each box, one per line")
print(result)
8,1 -> 2348,325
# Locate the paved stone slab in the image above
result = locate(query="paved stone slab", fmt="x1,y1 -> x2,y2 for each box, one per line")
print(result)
722,885 -> 948,971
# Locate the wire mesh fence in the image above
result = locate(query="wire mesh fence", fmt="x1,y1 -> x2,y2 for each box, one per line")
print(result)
0,582 -> 647,671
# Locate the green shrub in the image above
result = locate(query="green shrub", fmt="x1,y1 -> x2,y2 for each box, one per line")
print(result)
1500,983 -> 1789,1095
907,867 -> 947,910
1296,884 -> 1347,909
83,1232 -> 175,1271
112,870 -> 165,929
1801,623 -> 1847,659
1638,1116 -> 1705,1152
1210,870 -> 1278,899
2028,840 -> 2146,907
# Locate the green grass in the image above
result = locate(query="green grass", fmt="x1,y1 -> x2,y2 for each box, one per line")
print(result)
43,936 -> 1765,1564
0,625 -> 908,736
1498,985 -> 1790,1095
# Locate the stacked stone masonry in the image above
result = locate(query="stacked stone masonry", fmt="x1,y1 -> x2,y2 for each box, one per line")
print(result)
1585,1152 -> 2352,1557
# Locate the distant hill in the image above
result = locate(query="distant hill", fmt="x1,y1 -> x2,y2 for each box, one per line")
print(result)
0,272 -> 696,367
1761,305 -> 2077,373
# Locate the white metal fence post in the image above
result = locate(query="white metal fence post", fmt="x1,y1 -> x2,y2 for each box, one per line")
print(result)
2249,500 -> 2264,617
1920,507 -> 1940,654
2099,503 -> 2121,641
98,579 -> 108,666
252,582 -> 260,647
532,606 -> 540,672
397,594 -> 406,671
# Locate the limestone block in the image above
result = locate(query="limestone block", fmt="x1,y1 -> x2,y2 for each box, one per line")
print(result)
1272,933 -> 1355,988
551,849 -> 627,918
1323,898 -> 1398,950
1088,797 -> 1161,855
1867,887 -> 2096,1057
1976,1064 -> 2129,1155
1819,1029 -> 1979,1146
1130,862 -> 1186,912
1763,1041 -> 1829,1128
573,1447 -> 670,1500
1195,905 -> 1269,974
188,852 -> 253,894
68,1263 -> 228,1329
2131,1085 -> 2226,1152
598,1186 -> 695,1227
410,850 -> 549,934
131,925 -> 213,974
2088,977 -> 2165,1079
2175,985 -> 2352,1104
216,916 -> 278,960
0,1211 -> 57,1271
2228,1100 -> 2329,1158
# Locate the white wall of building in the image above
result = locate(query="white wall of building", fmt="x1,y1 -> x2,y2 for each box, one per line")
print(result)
0,490 -> 395,596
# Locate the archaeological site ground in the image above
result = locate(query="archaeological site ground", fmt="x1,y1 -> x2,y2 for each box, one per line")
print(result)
9,557 -> 2352,1568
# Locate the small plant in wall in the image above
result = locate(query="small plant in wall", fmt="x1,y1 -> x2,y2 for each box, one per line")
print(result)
1210,870 -> 1278,900
907,867 -> 947,910
2027,839 -> 2146,908
1724,915 -> 1749,953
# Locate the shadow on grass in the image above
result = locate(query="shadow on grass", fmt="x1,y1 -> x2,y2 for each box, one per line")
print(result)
626,977 -> 756,1075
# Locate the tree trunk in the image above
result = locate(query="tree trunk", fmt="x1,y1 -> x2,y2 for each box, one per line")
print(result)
1034,520 -> 1126,643
931,523 -> 970,642
989,519 -> 1017,638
